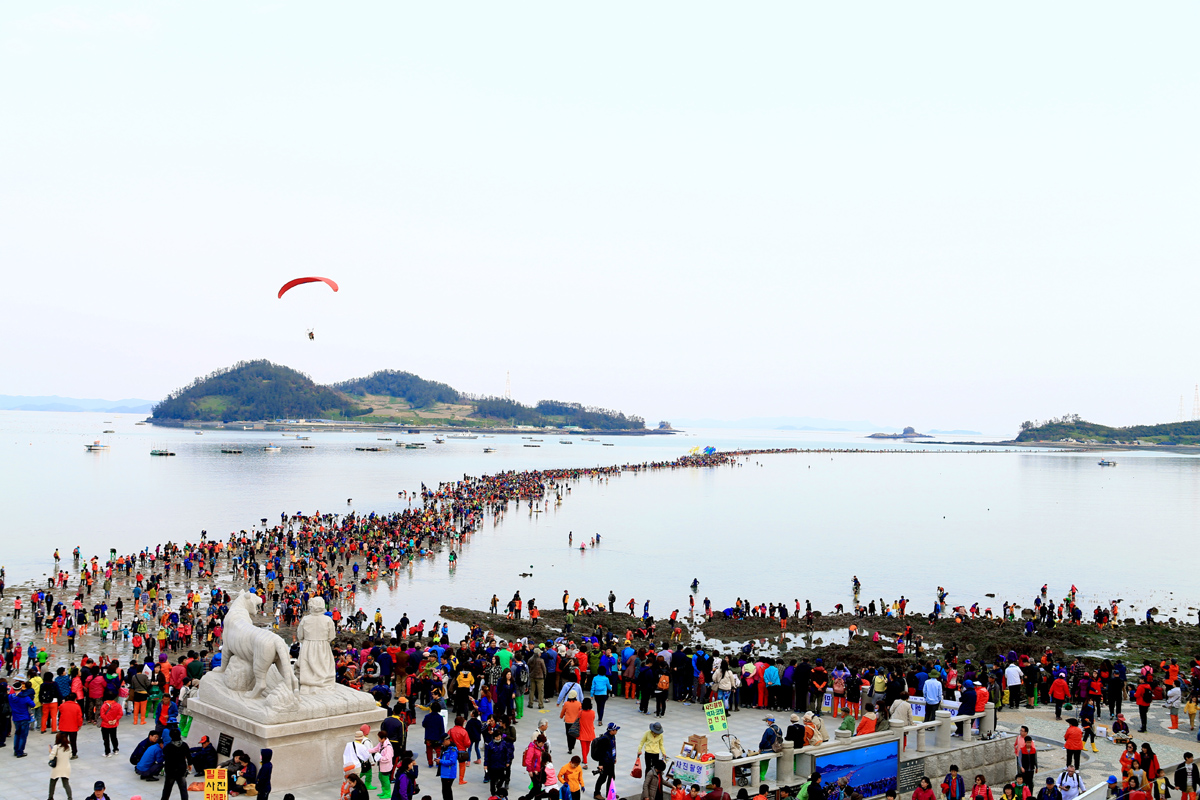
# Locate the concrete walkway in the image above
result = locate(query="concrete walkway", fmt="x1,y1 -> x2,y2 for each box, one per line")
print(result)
0,693 -> 1187,800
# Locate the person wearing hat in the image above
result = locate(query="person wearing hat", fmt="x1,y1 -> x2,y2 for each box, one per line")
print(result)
785,714 -> 805,748
592,723 -> 619,800
8,677 -> 35,757
758,716 -> 783,781
638,721 -> 665,773
381,702 -> 408,756
1037,776 -> 1062,800
561,690 -> 583,754
345,724 -> 377,789
89,780 -> 111,800
189,735 -> 218,776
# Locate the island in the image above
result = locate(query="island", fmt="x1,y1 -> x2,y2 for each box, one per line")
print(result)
867,426 -> 932,439
1014,414 -> 1200,447
149,360 -> 660,433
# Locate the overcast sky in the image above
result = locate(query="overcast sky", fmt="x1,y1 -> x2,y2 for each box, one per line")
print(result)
2,3 -> 1196,434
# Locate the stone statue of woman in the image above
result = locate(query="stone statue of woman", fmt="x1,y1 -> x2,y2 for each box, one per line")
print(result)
296,596 -> 337,691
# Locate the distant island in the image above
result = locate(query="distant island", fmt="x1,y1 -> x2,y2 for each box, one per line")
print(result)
0,394 -> 154,414
867,426 -> 931,439
1015,414 -> 1200,446
150,360 -> 652,432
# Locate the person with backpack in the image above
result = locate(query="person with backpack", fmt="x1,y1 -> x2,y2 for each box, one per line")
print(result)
653,666 -> 670,718
591,723 -> 619,800
942,765 -> 966,800
758,716 -> 783,781
523,735 -> 547,796
161,726 -> 192,800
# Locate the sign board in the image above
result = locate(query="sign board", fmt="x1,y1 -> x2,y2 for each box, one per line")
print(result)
217,733 -> 234,757
205,768 -> 228,800
704,701 -> 728,733
909,701 -> 926,720
669,756 -> 716,788
898,757 -> 926,794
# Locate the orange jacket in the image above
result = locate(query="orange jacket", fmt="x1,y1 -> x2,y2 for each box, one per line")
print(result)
1064,726 -> 1083,751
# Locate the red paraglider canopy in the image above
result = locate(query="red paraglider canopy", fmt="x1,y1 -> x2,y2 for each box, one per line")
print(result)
277,276 -> 339,299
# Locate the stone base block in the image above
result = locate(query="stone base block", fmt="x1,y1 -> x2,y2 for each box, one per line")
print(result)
186,696 -> 386,792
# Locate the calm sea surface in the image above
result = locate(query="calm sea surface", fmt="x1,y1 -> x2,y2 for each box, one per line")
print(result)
3,410 -> 1199,634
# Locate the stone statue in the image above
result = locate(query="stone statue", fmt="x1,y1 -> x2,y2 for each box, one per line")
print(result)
296,597 -> 337,692
210,591 -> 298,699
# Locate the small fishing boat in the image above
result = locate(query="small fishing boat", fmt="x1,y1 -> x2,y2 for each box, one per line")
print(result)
403,443 -> 426,449
559,439 -> 572,444
301,445 -> 315,449
378,437 -> 392,441
103,429 -> 115,434
221,448 -> 243,454
355,446 -> 386,452
483,447 -> 496,453
194,431 -> 203,435
297,436 -> 309,440
602,443 -> 614,446
524,444 -> 540,448
433,436 -> 446,444
448,433 -> 478,440
1098,460 -> 1117,466
85,440 -> 108,451
150,449 -> 175,456
262,444 -> 281,452
135,422 -> 147,425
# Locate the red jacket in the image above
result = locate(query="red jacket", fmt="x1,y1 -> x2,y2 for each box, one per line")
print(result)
1049,678 -> 1070,700
99,700 -> 123,729
1064,726 -> 1083,751
58,700 -> 83,733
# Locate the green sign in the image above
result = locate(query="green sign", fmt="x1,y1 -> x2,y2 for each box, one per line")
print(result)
704,701 -> 728,733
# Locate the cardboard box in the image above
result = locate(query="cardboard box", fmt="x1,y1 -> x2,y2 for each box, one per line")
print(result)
684,735 -> 709,755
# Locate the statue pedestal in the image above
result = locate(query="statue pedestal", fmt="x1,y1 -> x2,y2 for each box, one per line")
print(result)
185,694 -> 386,792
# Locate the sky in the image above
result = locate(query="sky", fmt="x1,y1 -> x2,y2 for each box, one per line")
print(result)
2,2 -> 1197,435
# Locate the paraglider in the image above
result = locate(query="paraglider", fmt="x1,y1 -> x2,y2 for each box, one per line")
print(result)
277,276 -> 338,299
278,277 -> 338,340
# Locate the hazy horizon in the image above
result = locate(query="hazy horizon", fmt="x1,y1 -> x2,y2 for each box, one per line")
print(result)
3,3 -> 1197,433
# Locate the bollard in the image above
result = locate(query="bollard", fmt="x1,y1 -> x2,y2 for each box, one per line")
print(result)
715,751 -> 733,791
779,742 -> 796,786
935,710 -> 953,749
982,703 -> 995,737
916,727 -> 926,752
835,729 -> 852,740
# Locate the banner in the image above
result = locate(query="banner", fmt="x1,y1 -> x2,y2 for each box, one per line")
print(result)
205,768 -> 228,800
704,701 -> 728,733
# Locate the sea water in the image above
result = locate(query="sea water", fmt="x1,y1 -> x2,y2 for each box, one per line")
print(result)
2,410 -> 1198,635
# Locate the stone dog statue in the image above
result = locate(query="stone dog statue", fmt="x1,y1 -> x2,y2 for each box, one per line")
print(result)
210,590 -> 299,699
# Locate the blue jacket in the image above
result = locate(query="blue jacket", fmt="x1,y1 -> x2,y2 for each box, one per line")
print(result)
591,675 -> 611,697
439,746 -> 460,780
137,743 -> 165,775
8,689 -> 34,722
423,711 -> 446,742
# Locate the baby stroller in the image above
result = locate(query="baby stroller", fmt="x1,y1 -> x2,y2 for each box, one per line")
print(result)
723,734 -> 752,787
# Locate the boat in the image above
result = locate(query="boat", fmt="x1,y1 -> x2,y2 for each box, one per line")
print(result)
531,438 -> 543,442
483,447 -> 496,453
559,439 -> 572,444
194,431 -> 203,435
150,449 -> 175,456
403,443 -> 426,449
602,443 -> 614,446
85,440 -> 108,451
297,436 -> 309,440
1099,460 -> 1117,466
433,436 -> 446,444
135,422 -> 146,426
355,446 -> 386,452
378,437 -> 392,441
448,433 -> 478,440
524,444 -> 540,448
221,448 -> 243,454
263,444 -> 281,452
103,429 -> 115,434
301,445 -> 315,449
